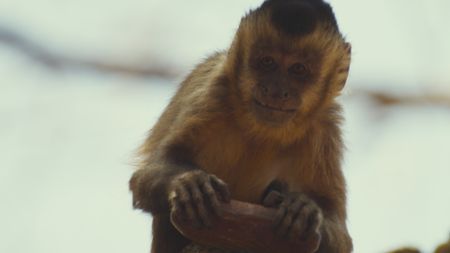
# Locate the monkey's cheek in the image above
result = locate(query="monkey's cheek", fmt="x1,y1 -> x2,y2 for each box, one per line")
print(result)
251,102 -> 296,125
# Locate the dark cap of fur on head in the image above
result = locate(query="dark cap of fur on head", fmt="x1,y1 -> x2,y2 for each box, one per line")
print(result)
261,0 -> 339,36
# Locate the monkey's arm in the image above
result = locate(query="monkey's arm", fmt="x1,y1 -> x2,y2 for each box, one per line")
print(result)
130,143 -> 230,231
129,160 -> 186,215
315,122 -> 352,253
270,191 -> 351,253
305,168 -> 351,253
129,153 -> 202,253
311,171 -> 352,253
262,180 -> 351,252
129,53 -> 228,217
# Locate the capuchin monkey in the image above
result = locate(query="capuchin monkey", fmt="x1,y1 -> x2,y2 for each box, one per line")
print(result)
130,0 -> 352,252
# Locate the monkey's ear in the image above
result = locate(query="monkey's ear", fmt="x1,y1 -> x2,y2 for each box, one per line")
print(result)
345,42 -> 352,55
336,42 -> 352,90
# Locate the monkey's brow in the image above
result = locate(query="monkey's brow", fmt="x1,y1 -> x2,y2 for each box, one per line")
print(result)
252,42 -> 294,56
252,38 -> 322,53
252,43 -> 321,60
252,42 -> 276,52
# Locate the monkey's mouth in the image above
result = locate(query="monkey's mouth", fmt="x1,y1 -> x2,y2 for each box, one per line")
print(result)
253,99 -> 297,113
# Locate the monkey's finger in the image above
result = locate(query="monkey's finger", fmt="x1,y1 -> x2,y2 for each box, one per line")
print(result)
289,216 -> 304,241
304,209 -> 323,240
263,191 -> 284,207
210,175 -> 231,202
189,182 -> 212,227
303,211 -> 323,253
183,201 -> 201,229
296,204 -> 321,239
285,198 -> 308,239
175,185 -> 191,205
289,212 -> 310,240
288,196 -> 305,216
168,190 -> 178,207
273,200 -> 289,228
173,188 -> 188,222
201,181 -> 222,216
276,209 -> 297,238
169,191 -> 181,214
175,187 -> 200,227
171,197 -> 183,219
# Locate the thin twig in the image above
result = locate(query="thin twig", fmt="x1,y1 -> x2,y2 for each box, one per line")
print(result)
351,89 -> 450,108
0,25 -> 177,79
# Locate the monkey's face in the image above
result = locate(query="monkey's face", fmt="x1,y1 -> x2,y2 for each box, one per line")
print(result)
238,37 -> 349,127
230,0 -> 350,128
245,43 -> 324,125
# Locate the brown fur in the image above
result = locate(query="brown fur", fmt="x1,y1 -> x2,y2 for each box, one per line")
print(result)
387,240 -> 450,253
130,1 -> 352,252
435,241 -> 450,253
387,249 -> 421,253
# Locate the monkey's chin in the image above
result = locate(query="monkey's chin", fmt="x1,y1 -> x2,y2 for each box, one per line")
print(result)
251,100 -> 297,126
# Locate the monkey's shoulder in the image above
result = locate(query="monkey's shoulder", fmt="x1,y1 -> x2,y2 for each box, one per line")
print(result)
140,52 -> 229,154
178,51 -> 228,96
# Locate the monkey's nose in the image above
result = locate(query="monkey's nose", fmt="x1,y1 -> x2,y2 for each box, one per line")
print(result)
261,85 -> 290,101
273,90 -> 290,101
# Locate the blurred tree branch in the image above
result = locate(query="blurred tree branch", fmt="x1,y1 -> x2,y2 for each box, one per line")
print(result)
1,25 -> 450,110
352,89 -> 450,109
0,25 -> 177,79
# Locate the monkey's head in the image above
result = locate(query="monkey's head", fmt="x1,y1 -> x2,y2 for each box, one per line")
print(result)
225,0 -> 351,141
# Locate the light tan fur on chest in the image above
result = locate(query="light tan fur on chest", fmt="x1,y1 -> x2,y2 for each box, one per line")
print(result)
192,120 -> 313,203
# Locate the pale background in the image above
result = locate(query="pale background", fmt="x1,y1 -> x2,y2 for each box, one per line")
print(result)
1,1 -> 449,253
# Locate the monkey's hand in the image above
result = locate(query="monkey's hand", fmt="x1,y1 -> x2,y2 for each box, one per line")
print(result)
273,192 -> 323,249
168,170 -> 230,228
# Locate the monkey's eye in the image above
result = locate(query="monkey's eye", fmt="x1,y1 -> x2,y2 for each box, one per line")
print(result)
290,63 -> 309,76
259,56 -> 276,70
